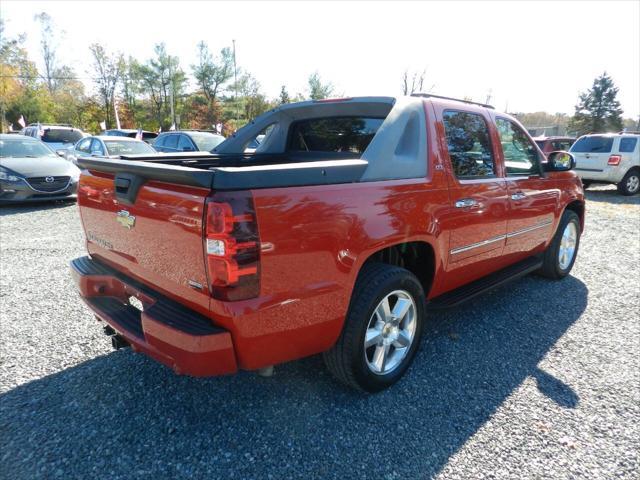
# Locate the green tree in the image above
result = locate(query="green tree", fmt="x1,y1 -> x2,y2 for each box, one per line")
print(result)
137,43 -> 186,129
307,72 -> 334,100
569,72 -> 623,135
192,42 -> 233,104
89,43 -> 123,128
279,85 -> 290,104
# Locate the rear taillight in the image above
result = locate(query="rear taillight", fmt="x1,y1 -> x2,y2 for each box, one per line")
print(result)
608,155 -> 622,165
204,191 -> 260,301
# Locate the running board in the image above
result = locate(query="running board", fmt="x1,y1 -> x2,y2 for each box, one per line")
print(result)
428,256 -> 543,310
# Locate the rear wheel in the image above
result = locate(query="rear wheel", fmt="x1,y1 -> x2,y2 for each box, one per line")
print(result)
537,210 -> 581,279
617,168 -> 640,196
323,263 -> 426,392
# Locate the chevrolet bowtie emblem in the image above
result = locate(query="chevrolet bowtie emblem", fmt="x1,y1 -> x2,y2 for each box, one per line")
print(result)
116,210 -> 136,229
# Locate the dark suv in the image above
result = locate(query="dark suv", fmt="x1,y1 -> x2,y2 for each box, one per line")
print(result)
153,131 -> 225,153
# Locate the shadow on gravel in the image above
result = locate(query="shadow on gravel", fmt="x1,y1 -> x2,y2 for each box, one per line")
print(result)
585,186 -> 640,206
0,200 -> 76,216
0,275 -> 588,479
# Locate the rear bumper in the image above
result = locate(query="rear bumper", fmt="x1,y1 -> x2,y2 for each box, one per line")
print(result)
70,256 -> 237,376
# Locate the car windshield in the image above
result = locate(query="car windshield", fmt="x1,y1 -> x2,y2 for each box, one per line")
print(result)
104,140 -> 156,155
0,138 -> 57,158
570,136 -> 614,153
41,129 -> 84,144
190,133 -> 225,151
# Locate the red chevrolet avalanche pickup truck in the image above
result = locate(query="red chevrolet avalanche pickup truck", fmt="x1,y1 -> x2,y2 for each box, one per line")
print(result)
71,95 -> 584,392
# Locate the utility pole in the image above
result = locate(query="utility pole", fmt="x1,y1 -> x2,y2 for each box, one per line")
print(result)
233,39 -> 238,126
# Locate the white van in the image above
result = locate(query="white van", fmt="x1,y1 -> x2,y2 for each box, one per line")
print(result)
570,133 -> 640,195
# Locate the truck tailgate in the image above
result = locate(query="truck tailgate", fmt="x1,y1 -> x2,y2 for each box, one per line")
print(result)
77,169 -> 211,316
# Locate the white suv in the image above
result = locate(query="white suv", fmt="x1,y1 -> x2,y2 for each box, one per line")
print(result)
570,133 -> 640,195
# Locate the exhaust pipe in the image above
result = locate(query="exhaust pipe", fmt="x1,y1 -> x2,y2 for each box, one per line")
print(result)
111,334 -> 130,350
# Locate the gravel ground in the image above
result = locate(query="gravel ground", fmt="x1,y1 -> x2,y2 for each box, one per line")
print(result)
0,186 -> 638,480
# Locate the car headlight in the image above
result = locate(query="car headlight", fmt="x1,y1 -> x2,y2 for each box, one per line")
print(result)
0,169 -> 23,182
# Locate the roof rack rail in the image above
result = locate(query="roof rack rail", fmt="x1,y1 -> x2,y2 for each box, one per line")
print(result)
411,93 -> 495,109
619,130 -> 640,135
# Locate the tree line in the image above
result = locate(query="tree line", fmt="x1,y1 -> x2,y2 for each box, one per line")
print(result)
0,14 -> 335,135
0,14 -> 637,136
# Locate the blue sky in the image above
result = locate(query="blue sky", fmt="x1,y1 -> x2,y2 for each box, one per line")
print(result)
2,0 -> 639,117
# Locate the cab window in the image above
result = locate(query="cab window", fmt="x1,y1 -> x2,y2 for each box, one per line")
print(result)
76,138 -> 92,153
90,139 -> 104,155
442,110 -> 495,178
619,137 -> 638,153
496,118 -> 542,176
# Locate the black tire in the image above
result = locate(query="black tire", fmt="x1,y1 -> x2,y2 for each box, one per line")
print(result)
537,210 -> 581,279
581,180 -> 592,189
323,263 -> 426,392
617,168 -> 640,196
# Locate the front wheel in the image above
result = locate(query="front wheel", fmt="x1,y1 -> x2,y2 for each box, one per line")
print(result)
323,263 -> 426,392
537,210 -> 581,279
617,169 -> 640,196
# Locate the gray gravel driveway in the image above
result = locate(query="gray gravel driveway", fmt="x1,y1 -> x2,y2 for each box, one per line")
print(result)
1,186 -> 638,479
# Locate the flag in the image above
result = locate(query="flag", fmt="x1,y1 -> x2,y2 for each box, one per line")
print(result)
37,122 -> 44,138
135,128 -> 143,141
158,126 -> 162,134
100,120 -> 107,131
8,123 -> 13,132
169,123 -> 176,131
215,123 -> 223,134
18,115 -> 26,128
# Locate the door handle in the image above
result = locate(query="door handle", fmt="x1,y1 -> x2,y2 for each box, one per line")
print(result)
455,198 -> 478,208
511,192 -> 527,201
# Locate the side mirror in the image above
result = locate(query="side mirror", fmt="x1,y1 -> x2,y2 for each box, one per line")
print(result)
544,151 -> 575,172
56,149 -> 67,158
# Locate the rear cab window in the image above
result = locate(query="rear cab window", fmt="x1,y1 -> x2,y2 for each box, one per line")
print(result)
442,110 -> 495,178
42,129 -> 84,144
570,136 -> 614,153
287,117 -> 384,154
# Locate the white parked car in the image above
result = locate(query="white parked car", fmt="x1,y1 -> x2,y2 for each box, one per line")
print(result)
570,133 -> 640,195
67,136 -> 157,163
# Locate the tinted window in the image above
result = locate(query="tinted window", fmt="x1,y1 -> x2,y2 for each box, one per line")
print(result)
42,129 -> 84,144
442,111 -> 495,178
164,134 -> 178,150
551,140 -> 573,151
288,117 -> 383,154
496,118 -> 541,176
153,136 -> 165,148
570,136 -> 614,153
104,140 -> 155,155
190,133 -> 225,151
178,135 -> 196,151
619,137 -> 638,153
535,140 -> 546,149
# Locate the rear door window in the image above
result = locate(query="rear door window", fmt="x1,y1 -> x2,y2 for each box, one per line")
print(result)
178,135 -> 196,151
442,110 -> 495,178
570,136 -> 614,153
164,134 -> 178,151
288,117 -> 383,154
619,137 -> 638,153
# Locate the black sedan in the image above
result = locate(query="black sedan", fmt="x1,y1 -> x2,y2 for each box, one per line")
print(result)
0,134 -> 80,204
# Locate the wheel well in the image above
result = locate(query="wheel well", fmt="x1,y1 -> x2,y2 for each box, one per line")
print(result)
361,241 -> 435,296
565,200 -> 585,231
